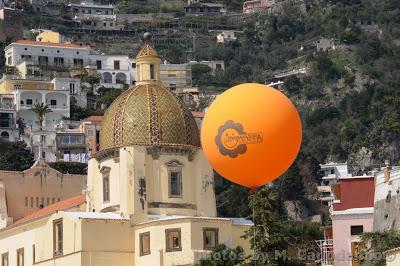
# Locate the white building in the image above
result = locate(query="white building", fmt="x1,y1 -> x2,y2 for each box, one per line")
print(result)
318,162 -> 352,205
5,40 -> 92,70
67,2 -> 120,31
0,94 -> 18,142
0,75 -> 87,162
217,31 -> 237,43
88,54 -> 136,91
5,40 -> 135,90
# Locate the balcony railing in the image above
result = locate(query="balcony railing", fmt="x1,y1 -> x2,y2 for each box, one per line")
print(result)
0,102 -> 15,109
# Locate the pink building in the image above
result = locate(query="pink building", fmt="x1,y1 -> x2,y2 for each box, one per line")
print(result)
331,176 -> 375,266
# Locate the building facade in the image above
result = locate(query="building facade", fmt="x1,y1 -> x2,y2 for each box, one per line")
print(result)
5,39 -> 135,90
331,176 -> 375,266
0,160 -> 86,228
0,44 -> 252,266
318,162 -> 352,205
67,2 -> 120,31
80,115 -> 103,157
160,62 -> 192,90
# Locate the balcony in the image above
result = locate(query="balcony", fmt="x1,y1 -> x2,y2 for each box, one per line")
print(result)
0,119 -> 15,129
48,105 -> 69,110
0,102 -> 15,110
56,133 -> 86,149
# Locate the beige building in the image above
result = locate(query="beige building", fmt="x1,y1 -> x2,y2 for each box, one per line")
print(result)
0,44 -> 252,266
0,160 -> 86,228
80,115 -> 103,157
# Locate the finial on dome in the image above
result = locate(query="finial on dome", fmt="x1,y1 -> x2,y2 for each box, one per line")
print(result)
143,32 -> 152,42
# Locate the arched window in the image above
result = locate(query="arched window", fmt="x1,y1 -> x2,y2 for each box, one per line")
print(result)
0,131 -> 9,142
116,73 -> 127,84
166,160 -> 183,198
102,72 -> 112,84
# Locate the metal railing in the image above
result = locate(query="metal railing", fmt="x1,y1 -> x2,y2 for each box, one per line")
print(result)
316,239 -> 334,265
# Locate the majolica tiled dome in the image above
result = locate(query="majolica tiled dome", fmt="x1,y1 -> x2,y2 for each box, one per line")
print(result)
99,45 -> 200,151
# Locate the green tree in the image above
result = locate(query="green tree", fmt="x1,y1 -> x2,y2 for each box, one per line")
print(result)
192,64 -> 213,85
31,103 -> 52,130
97,87 -> 125,109
49,162 -> 87,175
0,141 -> 34,171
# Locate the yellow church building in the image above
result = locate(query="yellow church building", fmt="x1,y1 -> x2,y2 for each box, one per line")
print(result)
0,44 -> 252,266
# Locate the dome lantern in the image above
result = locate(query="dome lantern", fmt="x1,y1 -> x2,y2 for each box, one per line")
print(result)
135,44 -> 161,86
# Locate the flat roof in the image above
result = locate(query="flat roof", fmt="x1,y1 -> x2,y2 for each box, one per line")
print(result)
11,40 -> 90,49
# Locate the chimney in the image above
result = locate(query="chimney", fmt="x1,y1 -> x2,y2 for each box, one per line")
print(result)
384,160 -> 391,182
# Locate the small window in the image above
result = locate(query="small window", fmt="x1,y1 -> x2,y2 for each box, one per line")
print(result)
203,228 -> 219,250
350,225 -> 364,236
96,60 -> 102,70
169,170 -> 182,197
1,252 -> 9,266
38,56 -> 48,65
150,64 -> 155,80
114,60 -> 120,70
26,99 -> 33,106
25,197 -> 28,207
102,168 -> 111,203
70,83 -> 76,94
73,58 -> 83,67
140,232 -> 151,256
16,248 -> 24,266
50,100 -> 57,106
54,57 -> 64,66
53,219 -> 63,257
32,244 -> 35,264
30,197 -> 33,208
167,161 -> 183,198
166,228 -> 182,252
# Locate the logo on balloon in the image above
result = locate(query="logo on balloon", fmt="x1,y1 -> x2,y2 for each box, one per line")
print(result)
215,120 -> 263,158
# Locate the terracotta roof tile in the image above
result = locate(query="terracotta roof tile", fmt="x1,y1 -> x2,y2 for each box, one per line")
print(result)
83,115 -> 104,122
14,40 -> 90,49
13,194 -> 86,226
191,111 -> 205,118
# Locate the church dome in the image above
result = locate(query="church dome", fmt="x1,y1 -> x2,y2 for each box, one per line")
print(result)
99,45 -> 200,151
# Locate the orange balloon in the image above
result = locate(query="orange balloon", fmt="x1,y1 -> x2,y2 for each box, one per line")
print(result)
201,83 -> 302,190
